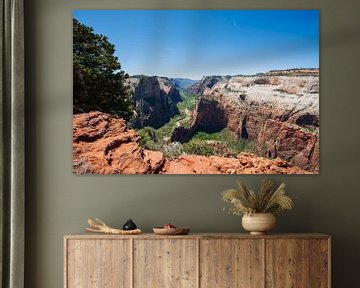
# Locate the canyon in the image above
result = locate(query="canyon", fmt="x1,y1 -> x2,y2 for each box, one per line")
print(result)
73,112 -> 312,174
73,69 -> 319,174
173,70 -> 319,172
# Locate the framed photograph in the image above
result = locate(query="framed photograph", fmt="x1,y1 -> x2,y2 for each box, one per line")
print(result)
73,10 -> 319,175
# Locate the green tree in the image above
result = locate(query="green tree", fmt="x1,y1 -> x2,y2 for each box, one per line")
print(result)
73,18 -> 133,119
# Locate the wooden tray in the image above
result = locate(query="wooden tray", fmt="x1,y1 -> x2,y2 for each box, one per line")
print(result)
153,227 -> 190,235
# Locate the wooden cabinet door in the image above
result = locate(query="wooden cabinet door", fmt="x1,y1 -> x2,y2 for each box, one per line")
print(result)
66,239 -> 131,288
133,239 -> 198,288
309,239 -> 330,288
200,239 -> 264,288
266,239 -> 310,288
65,234 -> 330,288
265,239 -> 329,288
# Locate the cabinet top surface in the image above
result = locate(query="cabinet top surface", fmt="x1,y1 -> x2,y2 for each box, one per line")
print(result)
64,232 -> 330,240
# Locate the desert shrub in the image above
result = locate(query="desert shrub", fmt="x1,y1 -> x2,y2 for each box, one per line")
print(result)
163,142 -> 184,158
157,114 -> 184,138
191,129 -> 258,156
137,127 -> 161,149
182,140 -> 217,156
192,129 -> 240,151
236,138 -> 258,155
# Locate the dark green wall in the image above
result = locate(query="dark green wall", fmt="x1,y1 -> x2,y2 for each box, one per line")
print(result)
25,0 -> 360,287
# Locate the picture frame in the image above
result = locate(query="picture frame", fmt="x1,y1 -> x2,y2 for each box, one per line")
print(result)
73,10 -> 319,175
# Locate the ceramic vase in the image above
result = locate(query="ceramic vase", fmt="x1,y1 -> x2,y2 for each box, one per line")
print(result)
242,213 -> 276,235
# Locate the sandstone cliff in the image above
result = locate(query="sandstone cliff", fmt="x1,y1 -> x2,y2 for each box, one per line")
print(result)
187,75 -> 229,95
127,76 -> 181,128
172,74 -> 319,172
73,112 -> 313,174
265,68 -> 319,76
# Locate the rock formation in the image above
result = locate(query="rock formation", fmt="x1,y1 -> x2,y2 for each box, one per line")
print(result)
265,68 -> 319,76
187,75 -> 229,95
73,111 -> 165,174
73,112 -> 313,174
127,76 -> 181,128
172,73 -> 319,172
163,154 -> 311,174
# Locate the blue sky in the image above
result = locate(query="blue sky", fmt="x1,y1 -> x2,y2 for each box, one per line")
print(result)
73,10 -> 319,79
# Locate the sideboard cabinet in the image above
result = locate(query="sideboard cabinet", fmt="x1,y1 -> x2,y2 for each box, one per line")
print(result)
64,233 -> 330,288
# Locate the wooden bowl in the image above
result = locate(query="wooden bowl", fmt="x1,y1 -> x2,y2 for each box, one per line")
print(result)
153,227 -> 190,235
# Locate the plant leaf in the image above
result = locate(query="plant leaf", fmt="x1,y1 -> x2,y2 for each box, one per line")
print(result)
264,183 -> 294,214
258,178 -> 274,212
222,180 -> 294,217
222,188 -> 242,203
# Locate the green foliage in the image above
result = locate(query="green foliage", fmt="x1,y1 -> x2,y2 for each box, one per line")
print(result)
157,114 -> 185,138
154,91 -> 197,138
191,129 -> 257,154
177,91 -> 197,112
136,92 -> 260,159
137,127 -> 162,150
222,179 -> 295,216
137,126 -> 184,158
182,140 -> 217,156
137,124 -> 258,159
73,18 -> 133,120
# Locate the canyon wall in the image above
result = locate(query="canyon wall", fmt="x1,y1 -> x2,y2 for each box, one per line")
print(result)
187,75 -> 229,95
127,76 -> 181,128
173,73 -> 319,172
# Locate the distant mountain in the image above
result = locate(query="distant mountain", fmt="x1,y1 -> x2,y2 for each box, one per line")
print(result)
168,78 -> 198,90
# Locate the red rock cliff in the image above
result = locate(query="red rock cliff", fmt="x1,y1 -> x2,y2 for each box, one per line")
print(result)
173,74 -> 319,172
73,112 -> 313,174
